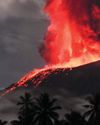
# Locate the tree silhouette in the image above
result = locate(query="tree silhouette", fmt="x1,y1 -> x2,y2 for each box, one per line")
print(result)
83,94 -> 100,125
65,111 -> 86,125
0,120 -> 7,125
11,92 -> 35,125
33,93 -> 61,125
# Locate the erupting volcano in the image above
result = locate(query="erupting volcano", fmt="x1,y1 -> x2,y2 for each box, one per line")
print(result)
3,0 -> 100,95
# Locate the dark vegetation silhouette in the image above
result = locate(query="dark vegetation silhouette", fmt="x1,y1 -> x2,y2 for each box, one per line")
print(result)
15,92 -> 34,125
0,120 -> 7,125
33,93 -> 61,125
1,93 -> 100,125
83,94 -> 100,125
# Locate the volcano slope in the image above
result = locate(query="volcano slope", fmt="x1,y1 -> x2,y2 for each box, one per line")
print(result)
3,60 -> 100,96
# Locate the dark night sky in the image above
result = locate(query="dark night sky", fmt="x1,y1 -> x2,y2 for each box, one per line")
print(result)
0,0 -> 47,89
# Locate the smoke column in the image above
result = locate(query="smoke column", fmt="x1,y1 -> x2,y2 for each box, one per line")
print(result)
40,0 -> 100,66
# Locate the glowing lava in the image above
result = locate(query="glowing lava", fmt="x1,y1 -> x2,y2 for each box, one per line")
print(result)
40,0 -> 100,65
3,0 -> 100,95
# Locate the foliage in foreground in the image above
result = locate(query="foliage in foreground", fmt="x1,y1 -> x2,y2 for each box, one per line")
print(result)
1,93 -> 100,125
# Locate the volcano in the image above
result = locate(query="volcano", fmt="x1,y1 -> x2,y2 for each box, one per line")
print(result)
1,0 -> 100,96
2,60 -> 100,96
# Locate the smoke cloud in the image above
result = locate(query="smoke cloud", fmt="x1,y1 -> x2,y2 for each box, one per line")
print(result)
0,0 -> 45,19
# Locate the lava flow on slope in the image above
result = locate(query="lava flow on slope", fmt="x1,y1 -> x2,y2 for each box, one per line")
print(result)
2,0 -> 100,95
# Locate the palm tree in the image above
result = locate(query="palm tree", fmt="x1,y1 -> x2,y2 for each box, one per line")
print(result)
33,93 -> 61,125
83,94 -> 100,125
17,92 -> 35,125
0,120 -> 7,125
65,111 -> 86,125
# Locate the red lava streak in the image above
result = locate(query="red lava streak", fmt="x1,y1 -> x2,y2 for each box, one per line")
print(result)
3,0 -> 100,95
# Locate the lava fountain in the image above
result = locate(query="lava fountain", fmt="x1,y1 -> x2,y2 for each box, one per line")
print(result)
40,0 -> 100,65
3,0 -> 100,95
